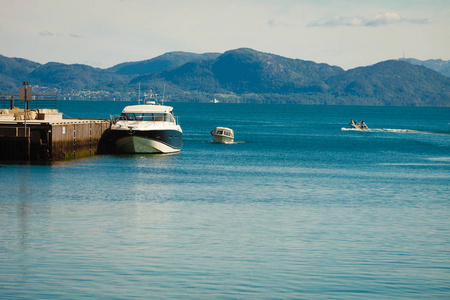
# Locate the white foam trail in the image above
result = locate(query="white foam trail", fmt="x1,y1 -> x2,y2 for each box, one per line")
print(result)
427,157 -> 450,162
341,128 -> 432,134
371,128 -> 427,134
205,140 -> 245,144
379,163 -> 440,166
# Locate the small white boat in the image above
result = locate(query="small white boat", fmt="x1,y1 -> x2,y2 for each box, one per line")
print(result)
211,127 -> 234,144
350,120 -> 368,130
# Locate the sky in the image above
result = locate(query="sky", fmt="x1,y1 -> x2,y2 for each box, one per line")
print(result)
1,0 -> 449,70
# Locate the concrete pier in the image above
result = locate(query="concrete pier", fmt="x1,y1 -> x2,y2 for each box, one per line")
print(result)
0,115 -> 110,162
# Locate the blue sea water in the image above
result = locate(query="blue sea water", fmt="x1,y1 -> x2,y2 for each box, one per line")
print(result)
1,101 -> 449,299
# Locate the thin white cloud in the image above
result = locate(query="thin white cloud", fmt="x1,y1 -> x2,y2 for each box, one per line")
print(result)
308,12 -> 429,27
267,18 -> 290,28
38,31 -> 54,36
38,31 -> 81,38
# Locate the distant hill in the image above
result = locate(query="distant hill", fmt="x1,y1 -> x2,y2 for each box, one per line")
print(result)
400,58 -> 450,77
0,54 -> 41,92
0,49 -> 449,106
133,49 -> 449,106
0,54 -> 40,78
325,60 -> 450,106
132,48 -> 344,93
211,48 -> 344,93
28,62 -> 129,90
107,51 -> 221,75
0,51 -> 221,94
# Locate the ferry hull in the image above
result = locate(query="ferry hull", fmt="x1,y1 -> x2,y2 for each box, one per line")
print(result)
112,129 -> 182,154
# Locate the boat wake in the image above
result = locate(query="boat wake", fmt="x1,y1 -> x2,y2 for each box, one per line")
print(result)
183,138 -> 245,144
229,141 -> 245,144
426,156 -> 450,162
209,140 -> 245,144
341,128 -> 431,134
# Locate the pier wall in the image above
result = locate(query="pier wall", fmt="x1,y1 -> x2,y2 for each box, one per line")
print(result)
0,120 -> 111,162
51,121 -> 110,160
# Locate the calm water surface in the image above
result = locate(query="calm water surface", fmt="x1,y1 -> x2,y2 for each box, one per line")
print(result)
1,102 -> 449,299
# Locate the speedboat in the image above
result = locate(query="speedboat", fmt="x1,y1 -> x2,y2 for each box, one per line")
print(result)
211,127 -> 234,144
350,120 -> 368,130
109,103 -> 182,154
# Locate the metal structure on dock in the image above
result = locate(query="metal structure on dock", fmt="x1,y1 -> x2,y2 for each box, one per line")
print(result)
0,83 -> 111,163
0,82 -> 58,110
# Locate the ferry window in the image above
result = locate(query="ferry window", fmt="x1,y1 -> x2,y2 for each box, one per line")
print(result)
141,114 -> 154,121
121,113 -> 135,120
154,114 -> 165,121
217,131 -> 223,134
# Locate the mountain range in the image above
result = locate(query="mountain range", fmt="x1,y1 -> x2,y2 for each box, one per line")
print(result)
399,58 -> 450,77
0,48 -> 449,106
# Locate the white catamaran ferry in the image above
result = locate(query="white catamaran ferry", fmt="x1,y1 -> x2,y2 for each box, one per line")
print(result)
109,103 -> 182,154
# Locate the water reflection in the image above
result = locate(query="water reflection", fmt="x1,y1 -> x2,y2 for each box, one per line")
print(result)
17,168 -> 32,253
